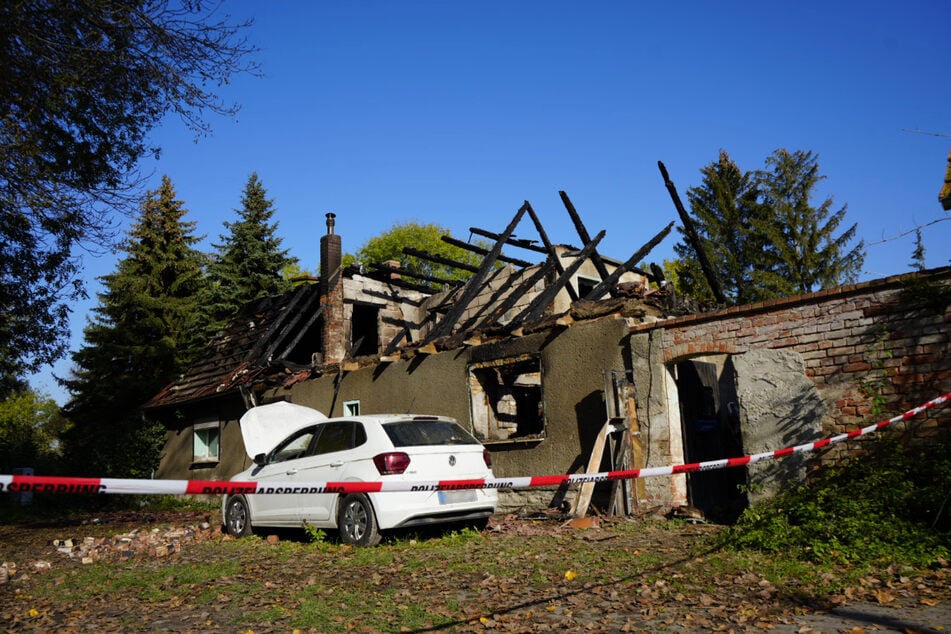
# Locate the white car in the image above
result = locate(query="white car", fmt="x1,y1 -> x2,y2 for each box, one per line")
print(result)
222,408 -> 497,546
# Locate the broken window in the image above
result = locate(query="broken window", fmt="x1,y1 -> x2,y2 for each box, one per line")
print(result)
576,275 -> 600,300
192,419 -> 220,464
350,304 -> 380,357
468,356 -> 544,443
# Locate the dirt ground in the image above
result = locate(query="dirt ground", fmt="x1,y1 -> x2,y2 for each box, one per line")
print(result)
1,508 -> 949,632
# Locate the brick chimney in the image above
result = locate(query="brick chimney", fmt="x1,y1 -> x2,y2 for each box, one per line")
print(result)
320,213 -> 345,364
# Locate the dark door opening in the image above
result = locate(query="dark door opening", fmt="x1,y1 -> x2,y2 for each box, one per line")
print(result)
676,359 -> 747,523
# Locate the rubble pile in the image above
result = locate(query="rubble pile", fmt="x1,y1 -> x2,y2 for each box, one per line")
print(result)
1,518 -> 219,585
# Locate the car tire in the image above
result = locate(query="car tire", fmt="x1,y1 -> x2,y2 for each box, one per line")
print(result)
337,494 -> 381,546
224,495 -> 254,537
470,517 -> 490,532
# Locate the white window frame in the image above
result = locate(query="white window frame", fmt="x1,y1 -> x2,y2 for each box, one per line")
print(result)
344,400 -> 361,416
192,419 -> 221,464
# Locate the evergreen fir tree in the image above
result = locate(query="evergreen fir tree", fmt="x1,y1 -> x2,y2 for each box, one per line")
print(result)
202,173 -> 297,338
754,149 -> 864,294
676,151 -> 770,304
672,149 -> 865,305
60,176 -> 206,478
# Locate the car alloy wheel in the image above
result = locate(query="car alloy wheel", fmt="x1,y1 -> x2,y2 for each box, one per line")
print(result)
225,495 -> 253,537
337,494 -> 381,546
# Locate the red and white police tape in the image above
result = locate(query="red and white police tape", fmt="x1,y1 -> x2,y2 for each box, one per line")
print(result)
2,392 -> 948,497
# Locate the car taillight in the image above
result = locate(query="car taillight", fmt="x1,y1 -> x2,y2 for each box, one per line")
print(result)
483,448 -> 493,468
373,452 -> 411,475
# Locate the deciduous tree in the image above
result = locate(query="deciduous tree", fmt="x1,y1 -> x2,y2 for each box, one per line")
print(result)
0,389 -> 66,473
0,0 -> 257,385
344,221 -> 487,286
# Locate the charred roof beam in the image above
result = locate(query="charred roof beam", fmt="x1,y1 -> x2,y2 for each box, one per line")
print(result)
560,191 -> 612,287
424,202 -> 529,342
657,161 -> 727,304
583,222 -> 675,300
508,229 -> 606,329
402,247 -> 479,274
524,200 -> 579,303
467,227 -> 548,254
440,235 -> 534,268
370,262 -> 463,288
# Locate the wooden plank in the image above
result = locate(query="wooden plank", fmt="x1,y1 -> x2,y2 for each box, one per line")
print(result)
571,418 -> 613,518
627,383 -> 646,509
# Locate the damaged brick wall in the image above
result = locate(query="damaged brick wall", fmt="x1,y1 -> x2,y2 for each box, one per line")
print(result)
633,267 -> 951,467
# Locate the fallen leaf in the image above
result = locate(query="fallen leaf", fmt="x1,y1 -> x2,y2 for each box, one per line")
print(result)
875,590 -> 896,604
564,570 -> 578,581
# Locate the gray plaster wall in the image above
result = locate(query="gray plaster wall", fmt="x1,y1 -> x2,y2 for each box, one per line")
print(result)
288,349 -> 471,422
284,318 -> 632,512
154,396 -> 250,481
732,348 -> 827,505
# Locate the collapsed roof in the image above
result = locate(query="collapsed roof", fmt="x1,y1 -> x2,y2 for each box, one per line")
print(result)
145,190 -> 681,411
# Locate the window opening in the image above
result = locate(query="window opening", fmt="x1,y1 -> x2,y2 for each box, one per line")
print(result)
468,356 -> 544,443
576,276 -> 600,300
192,419 -> 220,463
344,400 -> 361,416
350,304 -> 380,357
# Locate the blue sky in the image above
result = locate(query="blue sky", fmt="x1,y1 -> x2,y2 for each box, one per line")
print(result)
30,1 -> 951,402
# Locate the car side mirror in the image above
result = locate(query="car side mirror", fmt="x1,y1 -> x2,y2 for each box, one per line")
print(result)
253,453 -> 267,466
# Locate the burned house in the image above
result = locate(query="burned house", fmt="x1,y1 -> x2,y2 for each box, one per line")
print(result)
146,192 -> 951,520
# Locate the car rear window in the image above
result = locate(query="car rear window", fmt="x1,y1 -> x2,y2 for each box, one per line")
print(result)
383,421 -> 480,447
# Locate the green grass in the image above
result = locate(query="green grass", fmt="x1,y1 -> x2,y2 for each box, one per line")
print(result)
7,442 -> 950,633
30,559 -> 244,603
